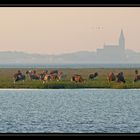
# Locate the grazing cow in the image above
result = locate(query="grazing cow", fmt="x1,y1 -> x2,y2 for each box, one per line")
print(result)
26,70 -> 40,80
42,74 -> 60,84
42,74 -> 51,83
42,71 -> 61,84
50,74 -> 60,81
134,75 -> 140,82
71,74 -> 84,83
38,70 -> 47,79
116,72 -> 126,83
108,72 -> 116,82
39,73 -> 45,80
134,70 -> 140,82
49,70 -> 65,81
89,72 -> 98,80
57,71 -> 67,81
39,69 -> 49,80
59,74 -> 67,80
13,72 -> 26,83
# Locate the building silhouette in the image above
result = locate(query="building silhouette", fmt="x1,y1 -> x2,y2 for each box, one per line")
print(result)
96,29 -> 126,62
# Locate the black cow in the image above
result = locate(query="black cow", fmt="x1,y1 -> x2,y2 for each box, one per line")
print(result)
13,73 -> 26,83
116,72 -> 126,83
89,72 -> 98,80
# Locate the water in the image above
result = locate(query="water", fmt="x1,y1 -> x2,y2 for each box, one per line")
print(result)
0,89 -> 140,133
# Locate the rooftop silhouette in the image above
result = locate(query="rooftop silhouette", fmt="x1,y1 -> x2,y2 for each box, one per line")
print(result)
96,30 -> 126,62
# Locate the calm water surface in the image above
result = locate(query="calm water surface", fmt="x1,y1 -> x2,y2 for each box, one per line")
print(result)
0,89 -> 140,133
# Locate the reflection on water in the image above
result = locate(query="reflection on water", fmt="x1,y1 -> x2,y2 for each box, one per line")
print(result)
0,89 -> 140,133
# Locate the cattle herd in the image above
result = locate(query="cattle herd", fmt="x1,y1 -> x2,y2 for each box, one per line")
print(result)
13,69 -> 140,84
13,69 -> 67,84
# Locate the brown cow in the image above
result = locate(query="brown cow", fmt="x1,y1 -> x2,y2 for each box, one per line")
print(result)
42,74 -> 51,84
134,75 -> 140,82
50,74 -> 60,81
71,74 -> 84,83
42,70 -> 65,83
134,70 -> 140,82
26,70 -> 40,80
108,72 -> 116,82
57,71 -> 67,81
42,73 -> 60,84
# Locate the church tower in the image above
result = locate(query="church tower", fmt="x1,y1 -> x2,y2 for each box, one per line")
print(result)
119,29 -> 125,50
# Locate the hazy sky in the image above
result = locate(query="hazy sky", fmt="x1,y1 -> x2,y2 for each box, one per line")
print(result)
0,7 -> 140,54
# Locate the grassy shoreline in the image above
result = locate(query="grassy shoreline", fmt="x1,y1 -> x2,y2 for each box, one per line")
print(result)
0,68 -> 140,89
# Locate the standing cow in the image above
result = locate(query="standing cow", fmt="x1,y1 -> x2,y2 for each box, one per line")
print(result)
13,70 -> 26,83
89,72 -> 98,80
108,72 -> 116,82
116,72 -> 126,83
134,69 -> 140,82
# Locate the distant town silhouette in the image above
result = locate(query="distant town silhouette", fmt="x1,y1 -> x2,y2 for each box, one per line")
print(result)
0,29 -> 140,64
96,29 -> 126,62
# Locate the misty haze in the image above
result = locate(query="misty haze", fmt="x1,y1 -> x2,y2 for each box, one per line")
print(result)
0,8 -> 140,66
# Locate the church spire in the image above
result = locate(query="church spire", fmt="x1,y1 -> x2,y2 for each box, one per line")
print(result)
119,29 -> 125,49
120,29 -> 124,40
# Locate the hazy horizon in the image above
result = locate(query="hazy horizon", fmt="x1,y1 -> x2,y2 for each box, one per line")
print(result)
0,7 -> 140,55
